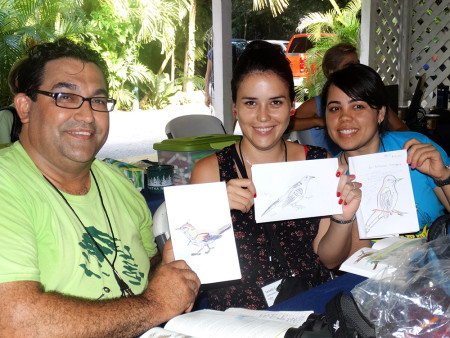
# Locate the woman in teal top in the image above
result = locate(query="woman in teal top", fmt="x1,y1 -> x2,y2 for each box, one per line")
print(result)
289,42 -> 408,156
322,63 -> 450,251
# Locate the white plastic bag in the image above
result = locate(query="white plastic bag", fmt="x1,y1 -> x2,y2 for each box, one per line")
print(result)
351,235 -> 450,337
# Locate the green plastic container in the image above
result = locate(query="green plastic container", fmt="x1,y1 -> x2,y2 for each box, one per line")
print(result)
153,134 -> 242,185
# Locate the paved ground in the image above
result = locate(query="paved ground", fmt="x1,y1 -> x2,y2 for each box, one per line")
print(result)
96,92 -> 212,161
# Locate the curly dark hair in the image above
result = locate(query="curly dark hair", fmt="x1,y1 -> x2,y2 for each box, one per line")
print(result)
8,38 -> 109,100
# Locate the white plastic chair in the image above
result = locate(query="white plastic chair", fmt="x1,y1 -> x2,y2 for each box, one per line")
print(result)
165,114 -> 226,138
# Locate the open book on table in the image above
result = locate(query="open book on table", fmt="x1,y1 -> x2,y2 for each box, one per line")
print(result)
339,237 -> 423,278
140,308 -> 313,338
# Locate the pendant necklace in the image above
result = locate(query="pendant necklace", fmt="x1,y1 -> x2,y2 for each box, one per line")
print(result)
239,138 -> 288,166
43,169 -> 134,297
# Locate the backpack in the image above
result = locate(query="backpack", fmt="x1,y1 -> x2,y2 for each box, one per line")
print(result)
284,292 -> 375,338
427,214 -> 450,242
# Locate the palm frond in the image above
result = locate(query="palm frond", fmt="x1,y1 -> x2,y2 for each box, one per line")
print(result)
253,0 -> 289,17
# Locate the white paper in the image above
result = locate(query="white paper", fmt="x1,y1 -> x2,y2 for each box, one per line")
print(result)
252,158 -> 341,223
164,182 -> 241,284
140,326 -> 192,338
162,309 -> 312,338
339,237 -> 420,278
348,150 -> 419,239
224,308 -> 313,326
261,279 -> 282,307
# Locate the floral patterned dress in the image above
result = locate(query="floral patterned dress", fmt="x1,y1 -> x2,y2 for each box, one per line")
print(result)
206,144 -> 332,310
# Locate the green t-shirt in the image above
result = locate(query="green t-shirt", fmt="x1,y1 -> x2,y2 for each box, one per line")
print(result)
0,143 -> 157,300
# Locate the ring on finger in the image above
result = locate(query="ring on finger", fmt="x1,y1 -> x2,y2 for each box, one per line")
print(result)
352,182 -> 357,190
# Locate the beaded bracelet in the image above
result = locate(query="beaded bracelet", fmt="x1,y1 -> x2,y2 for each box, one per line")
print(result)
434,165 -> 450,187
434,175 -> 450,187
330,214 -> 356,224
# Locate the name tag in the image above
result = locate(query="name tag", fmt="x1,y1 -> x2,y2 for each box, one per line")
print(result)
261,279 -> 282,307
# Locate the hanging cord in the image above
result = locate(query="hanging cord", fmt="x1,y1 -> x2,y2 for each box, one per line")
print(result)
43,169 -> 134,297
238,138 -> 287,167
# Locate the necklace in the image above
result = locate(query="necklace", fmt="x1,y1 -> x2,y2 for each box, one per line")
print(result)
239,138 -> 287,166
241,149 -> 254,166
43,169 -> 134,298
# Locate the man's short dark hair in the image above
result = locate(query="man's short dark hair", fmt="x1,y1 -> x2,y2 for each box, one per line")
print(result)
8,38 -> 109,100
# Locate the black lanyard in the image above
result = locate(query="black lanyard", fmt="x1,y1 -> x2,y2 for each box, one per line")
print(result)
43,169 -> 134,297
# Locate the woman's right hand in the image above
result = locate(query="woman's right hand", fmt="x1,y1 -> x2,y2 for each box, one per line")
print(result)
226,178 -> 256,213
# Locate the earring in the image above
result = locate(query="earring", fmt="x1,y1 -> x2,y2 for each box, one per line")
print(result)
290,109 -> 295,116
233,110 -> 237,115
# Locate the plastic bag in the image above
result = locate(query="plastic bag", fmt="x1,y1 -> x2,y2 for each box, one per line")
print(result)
351,235 -> 450,337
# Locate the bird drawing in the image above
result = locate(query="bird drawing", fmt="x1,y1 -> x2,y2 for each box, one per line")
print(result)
176,222 -> 232,255
365,175 -> 405,234
261,175 -> 315,218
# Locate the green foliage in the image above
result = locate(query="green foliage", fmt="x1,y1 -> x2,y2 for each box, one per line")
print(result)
252,0 -> 289,17
105,54 -> 155,110
141,71 -> 181,110
0,0 -> 192,110
0,0 -> 88,105
295,0 -> 362,99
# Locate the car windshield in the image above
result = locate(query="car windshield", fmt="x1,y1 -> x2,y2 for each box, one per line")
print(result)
288,37 -> 314,53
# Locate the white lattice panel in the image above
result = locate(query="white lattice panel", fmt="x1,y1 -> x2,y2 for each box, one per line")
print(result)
372,0 -> 401,84
366,0 -> 449,108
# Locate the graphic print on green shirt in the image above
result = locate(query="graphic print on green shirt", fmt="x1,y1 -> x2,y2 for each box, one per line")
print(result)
79,226 -> 145,286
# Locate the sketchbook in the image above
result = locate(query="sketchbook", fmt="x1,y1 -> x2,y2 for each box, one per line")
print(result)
252,158 -> 341,223
140,308 -> 313,338
163,182 -> 241,284
339,237 -> 422,279
348,150 -> 419,239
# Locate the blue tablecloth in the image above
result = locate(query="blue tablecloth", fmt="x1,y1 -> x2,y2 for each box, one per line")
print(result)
268,273 -> 367,314
141,189 -> 165,215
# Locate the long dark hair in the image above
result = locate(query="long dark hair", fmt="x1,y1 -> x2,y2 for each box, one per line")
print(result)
321,63 -> 389,134
231,40 -> 295,102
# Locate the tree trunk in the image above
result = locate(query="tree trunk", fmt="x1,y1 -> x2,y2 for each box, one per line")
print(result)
183,0 -> 196,92
158,49 -> 174,75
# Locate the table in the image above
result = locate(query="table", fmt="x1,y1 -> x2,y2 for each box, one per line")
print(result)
193,273 -> 366,313
268,273 -> 367,314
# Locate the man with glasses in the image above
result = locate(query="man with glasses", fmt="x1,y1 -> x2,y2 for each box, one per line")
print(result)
0,38 -> 200,336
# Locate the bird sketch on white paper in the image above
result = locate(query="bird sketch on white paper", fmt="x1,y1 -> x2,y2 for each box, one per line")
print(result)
365,175 -> 407,234
260,175 -> 315,218
355,250 -> 379,270
176,222 -> 232,255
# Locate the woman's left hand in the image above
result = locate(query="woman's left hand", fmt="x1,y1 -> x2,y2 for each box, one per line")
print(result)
334,166 -> 362,221
404,138 -> 448,180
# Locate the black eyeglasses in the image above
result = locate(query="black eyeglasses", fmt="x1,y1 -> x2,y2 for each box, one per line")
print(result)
35,90 -> 116,112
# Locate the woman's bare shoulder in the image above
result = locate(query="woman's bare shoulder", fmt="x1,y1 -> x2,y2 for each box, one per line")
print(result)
285,140 -> 307,161
190,152 -> 220,183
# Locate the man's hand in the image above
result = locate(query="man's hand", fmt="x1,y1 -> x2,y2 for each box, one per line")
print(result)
161,238 -> 175,264
144,259 -> 200,322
